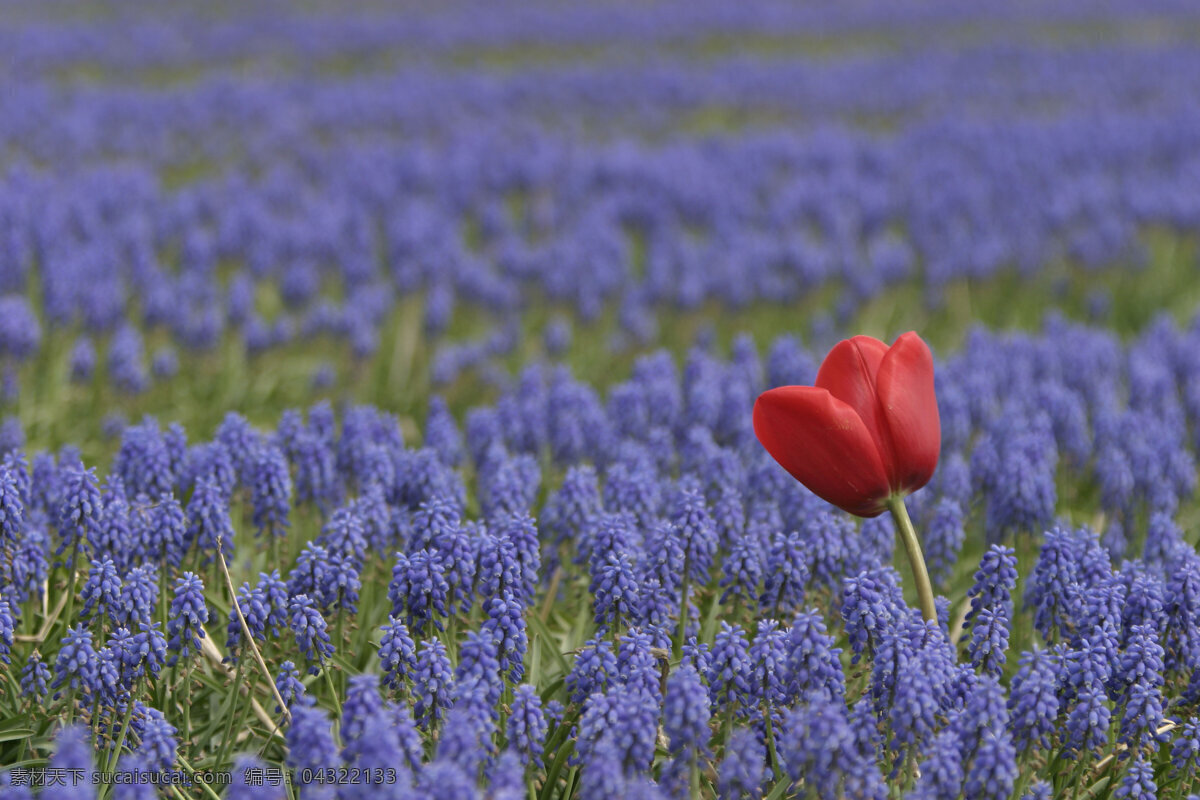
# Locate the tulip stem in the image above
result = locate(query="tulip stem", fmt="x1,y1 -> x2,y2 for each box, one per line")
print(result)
886,496 -> 937,624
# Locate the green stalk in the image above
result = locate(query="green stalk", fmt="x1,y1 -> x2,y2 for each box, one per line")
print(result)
177,753 -> 223,800
763,705 -> 783,782
182,662 -> 193,748
105,685 -> 140,778
673,556 -> 691,661
64,687 -> 79,725
886,496 -> 936,624
215,661 -> 246,769
62,543 -> 80,638
321,657 -> 344,723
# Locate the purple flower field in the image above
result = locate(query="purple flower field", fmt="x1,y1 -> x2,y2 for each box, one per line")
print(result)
3,1 -> 1200,798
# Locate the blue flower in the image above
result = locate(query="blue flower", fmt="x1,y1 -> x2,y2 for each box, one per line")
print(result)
80,558 -> 122,629
663,664 -> 710,754
378,617 -> 418,691
708,622 -> 752,715
908,729 -> 963,800
1007,649 -> 1060,752
20,651 -> 50,702
288,594 -> 334,672
759,530 -> 809,617
967,545 -> 1019,622
42,725 -> 95,800
414,638 -> 454,729
576,686 -> 660,774
718,727 -> 766,800
166,572 -> 208,665
251,444 -> 292,537
567,638 -> 617,705
118,565 -> 158,629
1114,756 -> 1157,800
185,477 -> 234,563
136,707 -> 177,772
506,684 -> 547,769
274,660 -> 310,713
482,591 -> 527,682
780,693 -> 886,800
841,567 -> 904,663
785,610 -> 845,704
286,704 -> 340,786
52,626 -> 99,696
389,548 -> 450,636
968,606 -> 1011,678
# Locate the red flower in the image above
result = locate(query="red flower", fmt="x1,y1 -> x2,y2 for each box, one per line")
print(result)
753,332 -> 940,517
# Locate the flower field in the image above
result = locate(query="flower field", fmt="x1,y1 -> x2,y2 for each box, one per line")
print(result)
4,1 -> 1200,798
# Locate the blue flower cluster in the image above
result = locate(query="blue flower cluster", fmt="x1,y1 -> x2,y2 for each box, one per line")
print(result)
0,1 -> 1195,409
0,307 -> 1198,795
6,1 -> 1200,797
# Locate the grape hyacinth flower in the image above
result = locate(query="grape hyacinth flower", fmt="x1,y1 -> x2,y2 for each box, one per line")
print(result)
225,582 -> 269,661
482,591 -> 528,682
1115,756 -> 1157,800
388,549 -> 450,636
663,664 -> 711,755
925,498 -> 965,589
79,558 -> 122,629
507,684 -> 547,769
136,707 -> 178,772
42,725 -> 95,800
567,638 -> 618,705
166,572 -> 208,665
967,545 -> 1019,621
118,565 -> 158,628
378,617 -> 418,691
274,660 -> 310,712
288,594 -> 334,674
251,444 -> 292,538
781,692 -> 887,800
0,598 -> 15,665
52,626 -> 99,696
760,530 -> 809,617
1007,649 -> 1060,753
286,704 -> 339,799
785,610 -> 846,703
708,622 -> 753,715
1171,717 -> 1200,780
718,728 -> 766,800
968,606 -> 1011,678
20,651 -> 51,702
414,638 -> 454,729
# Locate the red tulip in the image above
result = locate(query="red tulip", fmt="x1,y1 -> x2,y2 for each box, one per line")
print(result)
753,332 -> 940,518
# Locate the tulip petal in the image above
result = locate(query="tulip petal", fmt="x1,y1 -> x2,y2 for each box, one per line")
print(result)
814,335 -> 897,484
876,332 -> 941,494
753,385 -> 892,517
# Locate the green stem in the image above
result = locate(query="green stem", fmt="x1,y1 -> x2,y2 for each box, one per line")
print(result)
215,661 -> 246,769
182,663 -> 193,748
105,687 -> 140,778
62,544 -> 80,638
321,657 -> 344,724
763,705 -> 784,782
674,556 -> 691,661
886,496 -> 937,624
177,753 -> 224,800
64,687 -> 79,725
